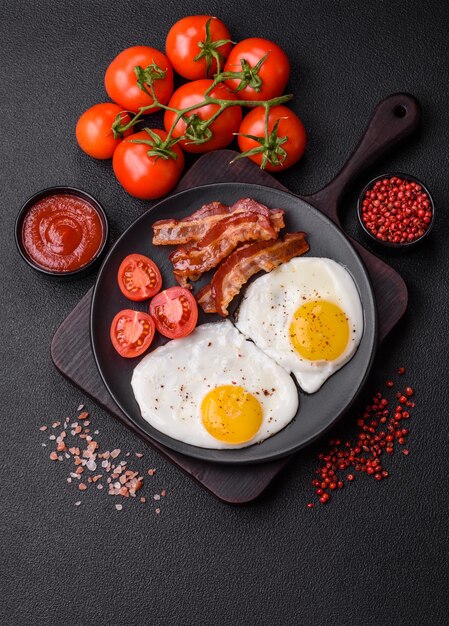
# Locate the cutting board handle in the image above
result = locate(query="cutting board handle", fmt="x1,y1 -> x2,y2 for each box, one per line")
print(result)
303,93 -> 421,224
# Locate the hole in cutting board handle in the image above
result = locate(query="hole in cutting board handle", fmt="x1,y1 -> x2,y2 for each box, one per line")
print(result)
394,104 -> 408,118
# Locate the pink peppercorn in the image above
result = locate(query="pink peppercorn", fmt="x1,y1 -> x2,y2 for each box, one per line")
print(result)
360,176 -> 432,244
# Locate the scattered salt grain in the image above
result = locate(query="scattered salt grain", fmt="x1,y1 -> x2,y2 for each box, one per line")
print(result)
77,404 -> 84,411
155,508 -> 160,515
86,459 -> 97,472
40,408 -> 166,512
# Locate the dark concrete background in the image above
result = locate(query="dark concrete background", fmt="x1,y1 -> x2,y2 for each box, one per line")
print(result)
1,1 -> 448,624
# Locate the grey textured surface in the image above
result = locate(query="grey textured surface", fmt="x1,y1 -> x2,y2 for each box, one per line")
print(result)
1,1 -> 449,624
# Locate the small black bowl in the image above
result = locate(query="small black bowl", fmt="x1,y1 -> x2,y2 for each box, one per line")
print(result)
15,186 -> 109,279
357,173 -> 435,253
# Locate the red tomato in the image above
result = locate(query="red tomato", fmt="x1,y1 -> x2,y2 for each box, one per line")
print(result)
238,105 -> 307,172
112,129 -> 184,200
75,103 -> 132,159
110,309 -> 155,358
117,254 -> 162,301
224,38 -> 290,101
105,46 -> 174,113
164,80 -> 242,153
166,15 -> 232,80
150,286 -> 198,339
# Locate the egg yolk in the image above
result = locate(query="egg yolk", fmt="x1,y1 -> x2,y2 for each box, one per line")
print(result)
289,299 -> 350,361
201,385 -> 263,444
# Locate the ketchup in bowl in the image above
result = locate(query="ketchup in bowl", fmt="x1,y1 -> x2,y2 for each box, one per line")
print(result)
17,188 -> 108,276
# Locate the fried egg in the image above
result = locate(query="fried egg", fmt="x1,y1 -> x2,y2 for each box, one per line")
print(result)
235,257 -> 363,393
131,321 -> 299,449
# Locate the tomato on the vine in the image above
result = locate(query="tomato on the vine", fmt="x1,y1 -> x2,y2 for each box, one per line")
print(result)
166,15 -> 233,80
237,105 -> 306,172
224,38 -> 290,101
164,79 -> 242,153
105,46 -> 174,113
75,103 -> 132,159
110,309 -> 155,358
112,129 -> 184,199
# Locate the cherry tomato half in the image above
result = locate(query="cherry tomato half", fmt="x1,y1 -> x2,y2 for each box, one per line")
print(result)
164,80 -> 242,153
149,286 -> 198,339
117,254 -> 162,301
238,105 -> 306,172
112,129 -> 185,200
224,38 -> 290,101
166,15 -> 232,80
105,46 -> 174,113
75,103 -> 132,159
110,309 -> 155,358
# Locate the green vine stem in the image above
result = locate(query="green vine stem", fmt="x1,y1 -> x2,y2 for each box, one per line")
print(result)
193,17 -> 234,77
112,56 -> 294,169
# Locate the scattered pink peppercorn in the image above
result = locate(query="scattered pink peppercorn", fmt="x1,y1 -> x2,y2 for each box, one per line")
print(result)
307,373 -> 416,508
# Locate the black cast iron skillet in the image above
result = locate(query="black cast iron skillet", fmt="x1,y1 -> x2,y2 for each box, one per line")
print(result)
91,93 -> 420,464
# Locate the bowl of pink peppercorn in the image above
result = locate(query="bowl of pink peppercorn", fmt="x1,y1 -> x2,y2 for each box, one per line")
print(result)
357,174 -> 434,251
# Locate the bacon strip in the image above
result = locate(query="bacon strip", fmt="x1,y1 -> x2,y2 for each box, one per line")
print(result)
197,232 -> 310,316
169,212 -> 277,286
182,201 -> 229,221
196,283 -> 219,313
152,198 -> 284,245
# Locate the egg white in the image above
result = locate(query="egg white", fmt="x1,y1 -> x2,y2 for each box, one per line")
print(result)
235,257 -> 364,393
131,320 -> 299,449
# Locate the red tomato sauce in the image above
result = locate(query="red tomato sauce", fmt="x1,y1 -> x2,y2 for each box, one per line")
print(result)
22,194 -> 104,272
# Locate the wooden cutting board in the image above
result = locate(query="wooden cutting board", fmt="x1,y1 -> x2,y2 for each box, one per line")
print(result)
51,93 -> 419,503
